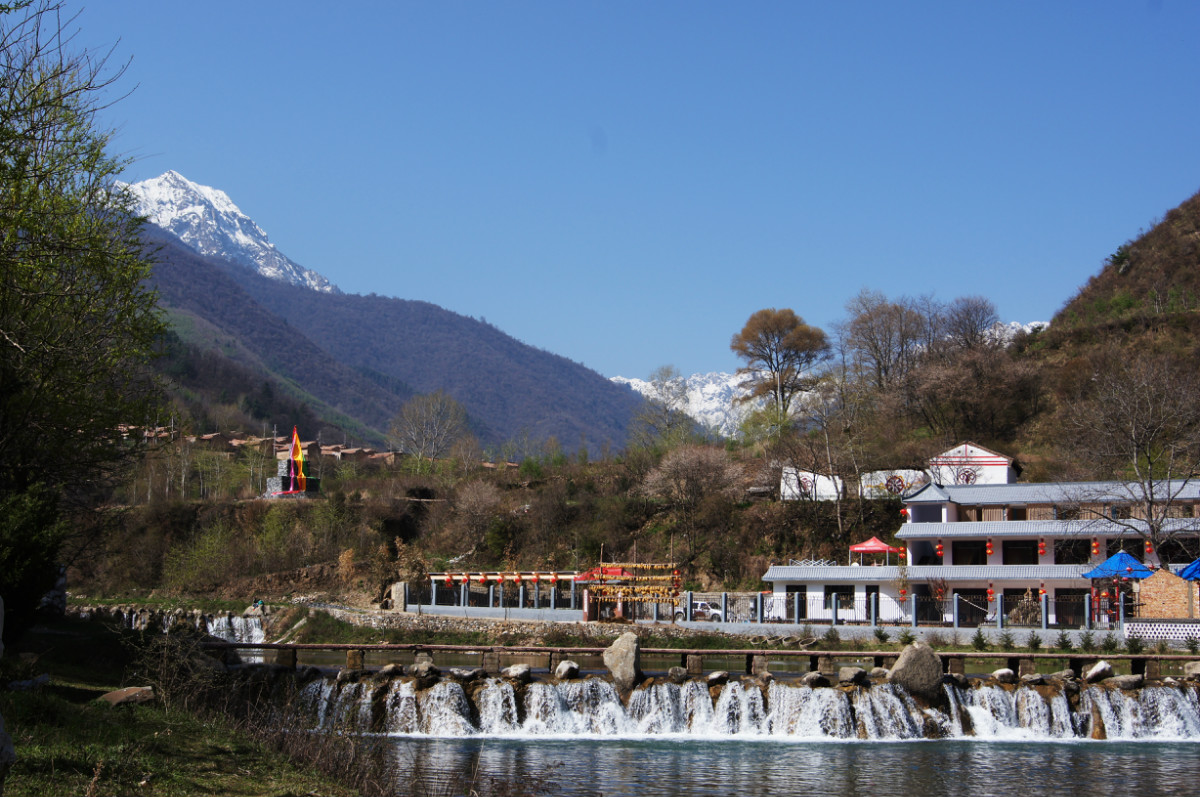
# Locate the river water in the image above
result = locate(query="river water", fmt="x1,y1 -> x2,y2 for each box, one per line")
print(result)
384,736 -> 1200,797
296,673 -> 1200,796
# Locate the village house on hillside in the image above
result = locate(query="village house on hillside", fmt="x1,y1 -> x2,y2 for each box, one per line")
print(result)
780,442 -> 1015,501
763,442 -> 1200,628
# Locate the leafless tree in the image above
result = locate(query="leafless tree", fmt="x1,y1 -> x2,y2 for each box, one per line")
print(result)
452,479 -> 502,550
1058,353 -> 1200,569
388,391 -> 468,474
628,365 -> 695,450
842,289 -> 926,391
641,445 -> 742,561
943,295 -> 999,353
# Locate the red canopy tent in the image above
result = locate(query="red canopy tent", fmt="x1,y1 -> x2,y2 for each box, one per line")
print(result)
848,536 -> 904,565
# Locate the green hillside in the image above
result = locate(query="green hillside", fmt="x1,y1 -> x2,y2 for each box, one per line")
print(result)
1040,187 -> 1200,359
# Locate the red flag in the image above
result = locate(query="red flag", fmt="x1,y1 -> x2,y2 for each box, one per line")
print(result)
289,426 -> 306,492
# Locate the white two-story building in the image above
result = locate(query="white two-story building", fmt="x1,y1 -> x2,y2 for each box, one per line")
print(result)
762,444 -> 1200,626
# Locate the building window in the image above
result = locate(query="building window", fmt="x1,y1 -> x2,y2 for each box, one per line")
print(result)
824,585 -> 854,611
1156,538 -> 1191,568
1007,506 -> 1027,521
1109,538 -> 1145,562
910,505 -> 940,523
1054,537 -> 1091,565
952,539 -> 987,565
1002,539 -> 1039,565
1053,505 -> 1081,521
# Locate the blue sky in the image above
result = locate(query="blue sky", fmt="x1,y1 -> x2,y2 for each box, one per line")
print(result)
77,2 -> 1200,378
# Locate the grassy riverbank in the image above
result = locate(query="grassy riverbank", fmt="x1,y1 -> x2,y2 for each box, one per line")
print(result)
0,618 -> 356,797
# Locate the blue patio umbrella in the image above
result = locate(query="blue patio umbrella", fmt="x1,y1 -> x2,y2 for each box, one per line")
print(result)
1178,559 -> 1200,581
1082,550 -> 1154,579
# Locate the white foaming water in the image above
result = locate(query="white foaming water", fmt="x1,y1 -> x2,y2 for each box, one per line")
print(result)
418,681 -> 475,736
852,682 -> 924,739
204,615 -> 265,645
765,682 -> 855,738
383,680 -> 420,734
298,675 -> 1200,742
1084,685 -> 1200,739
477,679 -> 520,733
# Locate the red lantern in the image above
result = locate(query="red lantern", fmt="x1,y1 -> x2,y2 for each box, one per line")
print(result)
985,538 -> 993,557
986,586 -> 995,603
550,572 -> 558,584
1092,538 -> 1101,556
1145,541 -> 1154,555
444,574 -> 453,586
1037,538 -> 1046,556
898,549 -> 906,560
532,571 -> 540,583
497,573 -> 505,584
900,507 -> 909,517
935,541 -> 944,557
898,588 -> 907,603
1101,591 -> 1109,599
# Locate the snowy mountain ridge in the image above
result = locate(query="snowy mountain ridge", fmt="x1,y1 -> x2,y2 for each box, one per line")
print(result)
122,171 -> 338,294
610,371 -> 753,438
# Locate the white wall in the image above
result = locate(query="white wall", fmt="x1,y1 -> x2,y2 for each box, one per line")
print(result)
780,468 -> 844,501
860,469 -> 929,498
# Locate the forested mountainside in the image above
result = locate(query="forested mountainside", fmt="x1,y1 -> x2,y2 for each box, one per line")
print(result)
145,228 -> 407,444
144,226 -> 644,452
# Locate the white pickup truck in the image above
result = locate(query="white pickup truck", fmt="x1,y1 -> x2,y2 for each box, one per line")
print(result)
674,601 -> 724,622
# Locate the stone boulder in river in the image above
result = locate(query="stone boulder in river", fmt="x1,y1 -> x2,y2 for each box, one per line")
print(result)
887,642 -> 943,702
603,632 -> 643,693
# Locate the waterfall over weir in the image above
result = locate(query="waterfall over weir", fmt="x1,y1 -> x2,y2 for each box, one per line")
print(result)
296,674 -> 1200,742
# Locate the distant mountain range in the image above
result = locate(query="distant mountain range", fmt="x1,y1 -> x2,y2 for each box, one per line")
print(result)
128,172 -> 644,452
124,171 -> 1056,449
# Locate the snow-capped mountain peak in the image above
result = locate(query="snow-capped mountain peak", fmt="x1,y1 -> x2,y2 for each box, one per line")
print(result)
611,371 -> 754,438
122,171 -> 338,294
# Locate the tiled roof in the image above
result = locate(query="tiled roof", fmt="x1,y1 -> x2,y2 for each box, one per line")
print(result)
898,517 -> 1200,539
761,564 -> 1093,583
903,480 -> 1200,506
